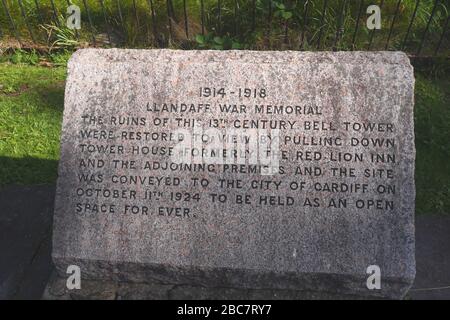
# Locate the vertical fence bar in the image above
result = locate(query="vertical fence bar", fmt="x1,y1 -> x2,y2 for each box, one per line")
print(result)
116,0 -> 127,46
316,0 -> 328,49
18,0 -> 37,44
333,0 -> 347,50
217,0 -> 222,35
34,0 -> 44,26
99,0 -> 112,45
0,4 -> 3,38
251,0 -> 256,32
200,0 -> 205,35
385,0 -> 402,50
1,0 -> 23,46
234,0 -> 239,37
267,0 -> 273,48
116,0 -> 124,26
299,0 -> 309,50
144,2 -> 150,47
351,0 -> 364,50
50,0 -> 60,27
417,0 -> 439,56
82,0 -> 97,45
367,0 -> 384,50
147,0 -> 159,46
166,0 -> 173,43
132,0 -> 140,37
168,0 -> 176,21
283,0 -> 290,45
284,18 -> 288,46
183,0 -> 189,38
402,0 -> 420,50
434,13 -> 449,56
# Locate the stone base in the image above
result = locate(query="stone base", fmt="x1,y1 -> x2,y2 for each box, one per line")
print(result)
52,257 -> 411,299
42,270 -> 381,300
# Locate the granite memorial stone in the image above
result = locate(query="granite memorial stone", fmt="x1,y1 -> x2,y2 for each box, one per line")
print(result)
52,49 -> 415,299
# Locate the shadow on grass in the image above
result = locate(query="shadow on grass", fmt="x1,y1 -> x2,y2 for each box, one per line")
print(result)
0,156 -> 58,186
35,84 -> 65,112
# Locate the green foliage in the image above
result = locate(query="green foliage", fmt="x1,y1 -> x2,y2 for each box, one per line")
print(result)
49,50 -> 72,66
10,49 -> 39,65
414,73 -> 450,215
4,49 -> 71,67
0,63 -> 66,185
273,1 -> 293,20
40,15 -> 78,50
195,33 -> 243,50
0,0 -> 447,54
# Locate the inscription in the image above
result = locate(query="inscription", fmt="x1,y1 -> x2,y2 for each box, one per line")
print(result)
73,87 -> 398,220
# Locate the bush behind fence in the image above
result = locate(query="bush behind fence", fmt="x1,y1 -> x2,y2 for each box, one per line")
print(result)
0,0 -> 448,56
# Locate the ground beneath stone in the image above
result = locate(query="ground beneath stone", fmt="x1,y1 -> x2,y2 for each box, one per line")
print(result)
0,185 -> 449,300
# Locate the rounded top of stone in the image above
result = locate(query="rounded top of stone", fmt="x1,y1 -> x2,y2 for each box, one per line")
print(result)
68,49 -> 413,70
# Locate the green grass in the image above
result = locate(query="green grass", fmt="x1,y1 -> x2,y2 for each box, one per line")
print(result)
0,56 -> 449,215
414,72 -> 450,215
0,61 -> 66,185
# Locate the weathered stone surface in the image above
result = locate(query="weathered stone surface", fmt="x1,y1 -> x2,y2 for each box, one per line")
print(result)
43,271 -> 370,300
43,271 -> 118,300
53,49 -> 415,299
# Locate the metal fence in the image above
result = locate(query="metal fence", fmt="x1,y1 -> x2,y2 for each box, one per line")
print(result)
0,0 -> 448,56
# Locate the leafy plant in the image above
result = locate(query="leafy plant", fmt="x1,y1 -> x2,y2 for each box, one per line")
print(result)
40,15 -> 78,51
195,33 -> 243,50
273,1 -> 294,20
10,49 -> 39,65
49,50 -> 72,66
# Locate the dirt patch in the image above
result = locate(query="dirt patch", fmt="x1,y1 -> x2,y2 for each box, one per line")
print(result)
1,83 -> 30,96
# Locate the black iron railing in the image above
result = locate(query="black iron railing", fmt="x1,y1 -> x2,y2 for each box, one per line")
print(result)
0,0 -> 448,56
